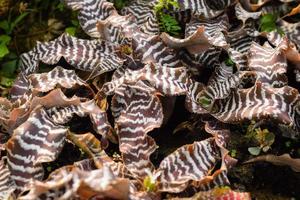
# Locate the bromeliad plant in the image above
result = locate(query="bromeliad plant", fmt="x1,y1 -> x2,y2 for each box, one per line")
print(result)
0,0 -> 300,199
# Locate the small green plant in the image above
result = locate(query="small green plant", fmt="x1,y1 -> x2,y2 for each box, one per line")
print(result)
0,11 -> 29,58
225,57 -> 234,66
65,19 -> 80,36
56,2 -> 65,12
0,35 -> 10,58
113,0 -> 129,10
143,176 -> 156,192
159,13 -> 181,36
198,96 -> 212,108
0,9 -> 28,87
246,122 -> 275,155
230,149 -> 237,158
63,7 -> 81,37
154,0 -> 181,36
153,0 -> 179,13
0,52 -> 18,87
259,13 -> 284,35
143,169 -> 160,192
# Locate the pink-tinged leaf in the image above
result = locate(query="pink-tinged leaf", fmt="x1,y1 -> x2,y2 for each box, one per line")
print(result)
18,166 -> 130,200
28,66 -> 87,93
170,187 -> 251,200
10,66 -> 90,104
6,106 -> 68,193
115,82 -> 163,178
182,15 -> 229,68
161,26 -> 228,55
240,0 -> 270,11
7,89 -> 84,132
244,153 -> 300,172
97,13 -> 138,45
267,35 -> 300,77
185,15 -> 229,39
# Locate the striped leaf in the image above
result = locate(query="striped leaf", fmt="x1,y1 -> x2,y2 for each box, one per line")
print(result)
235,2 -> 261,25
156,138 -> 222,192
279,20 -> 300,48
18,166 -> 130,200
240,0 -> 270,11
182,15 -> 229,68
156,119 -> 236,193
248,40 -> 288,87
74,152 -> 129,178
171,187 -> 251,200
6,106 -> 68,193
131,34 -> 182,67
63,0 -> 116,38
176,0 -> 229,18
115,82 -> 163,178
93,2 -> 182,67
8,89 -> 84,132
161,26 -> 228,55
0,98 -> 12,131
47,100 -> 115,143
121,0 -> 159,35
0,157 -> 16,199
211,82 -> 300,132
20,34 -> 122,75
101,63 -> 190,97
228,28 -> 256,55
10,66 -> 87,103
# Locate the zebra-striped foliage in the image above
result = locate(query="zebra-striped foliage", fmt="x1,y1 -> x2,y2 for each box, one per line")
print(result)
2,0 -> 300,199
20,34 -> 122,75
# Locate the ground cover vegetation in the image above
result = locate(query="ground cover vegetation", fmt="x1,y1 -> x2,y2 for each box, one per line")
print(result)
0,0 -> 300,199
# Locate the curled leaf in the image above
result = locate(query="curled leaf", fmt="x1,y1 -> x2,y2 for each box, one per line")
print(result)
244,153 -> 300,172
6,107 -> 68,192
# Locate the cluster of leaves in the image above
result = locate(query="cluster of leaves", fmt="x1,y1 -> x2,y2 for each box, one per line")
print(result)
0,0 -> 82,89
259,13 -> 284,34
0,10 -> 28,58
154,0 -> 182,36
246,122 -> 275,155
112,0 -> 129,10
0,0 -> 300,199
0,5 -> 29,87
